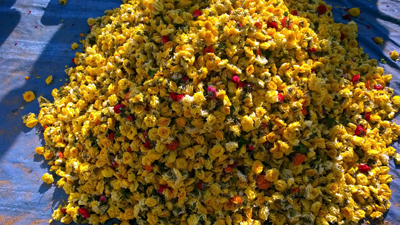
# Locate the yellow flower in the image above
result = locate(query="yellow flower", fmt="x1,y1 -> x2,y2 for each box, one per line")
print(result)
45,75 -> 53,85
23,91 -> 35,102
42,173 -> 54,184
22,113 -> 38,128
123,208 -> 135,220
35,147 -> 45,155
157,127 -> 171,139
356,173 -> 369,186
390,50 -> 399,60
374,37 -> 383,45
265,169 -> 279,182
241,116 -> 255,132
71,42 -> 80,50
209,144 -> 225,158
145,197 -> 158,207
157,117 -> 171,126
252,160 -> 263,174
59,0 -> 67,5
348,8 -> 360,17
215,131 -> 223,140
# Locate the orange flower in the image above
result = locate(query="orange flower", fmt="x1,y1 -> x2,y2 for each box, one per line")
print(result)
294,153 -> 306,165
225,166 -> 232,173
144,165 -> 153,172
256,175 -> 270,189
230,196 -> 242,205
366,80 -> 370,90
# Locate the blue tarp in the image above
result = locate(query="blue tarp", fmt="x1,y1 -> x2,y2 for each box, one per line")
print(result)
0,0 -> 399,224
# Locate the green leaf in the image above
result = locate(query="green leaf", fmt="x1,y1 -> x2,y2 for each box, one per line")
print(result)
294,143 -> 308,154
340,116 -> 349,126
148,69 -> 157,78
262,50 -> 272,59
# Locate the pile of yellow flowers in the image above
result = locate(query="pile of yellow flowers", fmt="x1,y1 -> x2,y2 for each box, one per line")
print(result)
33,0 -> 400,224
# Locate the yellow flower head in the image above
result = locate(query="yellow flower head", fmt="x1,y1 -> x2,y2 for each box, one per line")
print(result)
45,75 -> 53,85
42,173 -> 54,184
348,7 -> 360,17
374,37 -> 384,45
209,144 -> 225,158
23,91 -> 35,102
390,50 -> 399,60
157,126 -> 171,139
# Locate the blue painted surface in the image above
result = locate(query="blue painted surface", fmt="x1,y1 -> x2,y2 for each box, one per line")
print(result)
0,0 -> 399,224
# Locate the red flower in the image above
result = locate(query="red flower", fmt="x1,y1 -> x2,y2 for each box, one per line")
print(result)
307,48 -> 317,53
127,147 -> 133,153
114,104 -> 125,113
359,164 -> 370,173
170,92 -> 177,101
203,46 -> 214,54
318,5 -> 327,14
261,123 -> 267,130
192,9 -> 202,18
256,48 -> 261,56
340,33 -> 346,40
366,25 -> 371,29
158,185 -> 169,194
301,107 -> 307,116
166,140 -> 179,151
238,81 -> 245,88
293,187 -> 299,193
374,84 -> 383,90
198,180 -> 204,190
176,94 -> 184,101
60,207 -> 67,214
127,115 -> 133,121
145,105 -> 150,111
231,75 -> 240,84
278,93 -> 284,102
109,132 -> 114,140
231,161 -> 238,167
78,208 -> 90,218
207,86 -> 217,99
144,140 -> 151,148
281,17 -> 288,27
182,76 -> 189,82
352,74 -> 360,84
267,21 -> 277,29
292,10 -> 298,16
99,195 -> 107,202
343,14 -> 351,20
247,144 -> 254,151
355,125 -> 366,137
365,112 -> 371,121
72,58 -> 76,65
112,161 -> 118,168
161,35 -> 170,44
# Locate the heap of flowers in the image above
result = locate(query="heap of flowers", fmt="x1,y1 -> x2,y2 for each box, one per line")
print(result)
34,0 -> 400,224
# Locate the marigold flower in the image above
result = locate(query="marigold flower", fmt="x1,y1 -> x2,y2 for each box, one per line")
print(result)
23,91 -> 35,102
